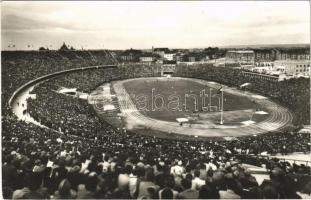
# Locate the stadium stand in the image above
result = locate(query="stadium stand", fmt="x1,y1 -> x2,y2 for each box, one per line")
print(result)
175,64 -> 310,126
2,51 -> 310,199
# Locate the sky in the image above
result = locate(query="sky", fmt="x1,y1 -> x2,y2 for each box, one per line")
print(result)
1,1 -> 310,50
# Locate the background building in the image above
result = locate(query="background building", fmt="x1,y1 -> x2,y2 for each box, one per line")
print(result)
226,50 -> 254,64
254,49 -> 277,62
139,52 -> 159,63
274,60 -> 310,76
153,47 -> 169,58
163,52 -> 175,61
276,48 -> 310,60
119,49 -> 142,62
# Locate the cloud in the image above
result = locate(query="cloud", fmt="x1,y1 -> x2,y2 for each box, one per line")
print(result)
1,14 -> 105,32
240,17 -> 307,28
2,14 -> 52,30
1,1 -> 309,50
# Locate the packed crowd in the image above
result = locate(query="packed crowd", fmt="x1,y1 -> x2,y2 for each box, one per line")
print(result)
1,50 -> 115,111
2,113 -> 311,199
175,64 -> 310,125
118,63 -> 162,79
25,65 -> 310,155
2,52 -> 311,199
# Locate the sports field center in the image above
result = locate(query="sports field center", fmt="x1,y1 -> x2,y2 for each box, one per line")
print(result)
90,77 -> 293,140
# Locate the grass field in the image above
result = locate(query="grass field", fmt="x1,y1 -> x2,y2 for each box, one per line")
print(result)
123,78 -> 268,123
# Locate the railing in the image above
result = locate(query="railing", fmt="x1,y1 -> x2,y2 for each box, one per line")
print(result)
235,154 -> 311,167
241,71 -> 279,82
267,156 -> 311,166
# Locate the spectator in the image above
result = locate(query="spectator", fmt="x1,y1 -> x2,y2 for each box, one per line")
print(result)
137,171 -> 159,199
12,172 -> 48,199
77,173 -> 98,199
198,184 -> 220,199
192,170 -> 205,190
219,173 -> 241,199
178,178 -> 199,199
52,179 -> 77,199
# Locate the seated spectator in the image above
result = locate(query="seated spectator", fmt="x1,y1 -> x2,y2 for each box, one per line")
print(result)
77,172 -> 98,199
283,175 -> 302,199
171,160 -> 185,186
192,170 -> 205,190
239,168 -> 258,188
158,175 -> 178,199
244,186 -> 263,199
129,167 -> 139,198
94,175 -> 110,199
219,173 -> 241,199
137,171 -> 159,199
12,172 -> 48,199
198,184 -> 220,199
117,165 -> 132,190
262,184 -> 279,199
159,188 -> 174,199
155,163 -> 168,188
52,179 -> 77,199
177,178 -> 199,199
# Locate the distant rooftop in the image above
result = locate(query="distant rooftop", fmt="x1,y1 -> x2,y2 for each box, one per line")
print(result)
140,52 -> 156,57
154,48 -> 169,51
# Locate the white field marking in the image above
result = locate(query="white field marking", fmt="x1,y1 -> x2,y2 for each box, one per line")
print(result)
78,94 -> 89,100
255,111 -> 268,115
57,87 -> 89,100
241,120 -> 256,125
176,118 -> 189,123
251,95 -> 267,100
103,104 -> 116,111
58,88 -> 77,93
89,83 -> 117,110
208,81 -> 217,84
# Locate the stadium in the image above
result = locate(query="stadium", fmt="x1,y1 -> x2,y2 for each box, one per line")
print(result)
1,1 -> 311,199
2,49 -> 310,199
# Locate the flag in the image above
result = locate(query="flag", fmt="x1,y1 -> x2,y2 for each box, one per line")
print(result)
217,86 -> 223,94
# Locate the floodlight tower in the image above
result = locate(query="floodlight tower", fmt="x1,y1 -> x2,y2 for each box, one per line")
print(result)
220,87 -> 224,125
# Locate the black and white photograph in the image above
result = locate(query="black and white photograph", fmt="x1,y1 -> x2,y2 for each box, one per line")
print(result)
1,1 -> 311,199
